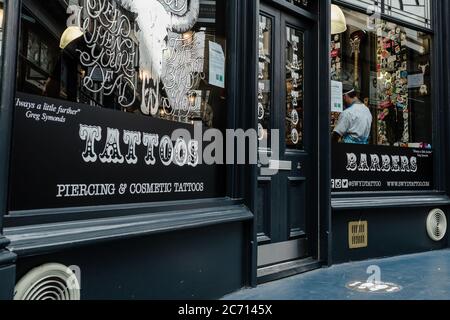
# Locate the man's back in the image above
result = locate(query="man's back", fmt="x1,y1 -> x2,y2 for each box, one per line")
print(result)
334,102 -> 372,144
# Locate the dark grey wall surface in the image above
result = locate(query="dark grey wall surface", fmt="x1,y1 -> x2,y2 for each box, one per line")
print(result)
332,207 -> 449,264
15,222 -> 246,300
0,235 -> 16,300
0,265 -> 15,300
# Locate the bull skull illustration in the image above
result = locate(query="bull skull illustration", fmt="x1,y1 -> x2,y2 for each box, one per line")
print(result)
120,0 -> 203,116
74,0 -> 203,115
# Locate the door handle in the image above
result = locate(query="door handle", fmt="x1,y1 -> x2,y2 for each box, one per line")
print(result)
268,160 -> 292,171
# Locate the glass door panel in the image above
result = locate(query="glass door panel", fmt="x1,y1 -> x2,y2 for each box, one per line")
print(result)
285,26 -> 304,149
258,14 -> 273,147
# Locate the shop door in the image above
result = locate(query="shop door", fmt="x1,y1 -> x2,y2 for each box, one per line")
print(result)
257,4 -> 318,268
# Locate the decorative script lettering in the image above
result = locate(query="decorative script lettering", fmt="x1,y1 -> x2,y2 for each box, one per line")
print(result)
161,31 -> 205,118
78,0 -> 137,108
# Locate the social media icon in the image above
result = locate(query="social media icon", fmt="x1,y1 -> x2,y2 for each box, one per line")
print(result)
342,179 -> 349,189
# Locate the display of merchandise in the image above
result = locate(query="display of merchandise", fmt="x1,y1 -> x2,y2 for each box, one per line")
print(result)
376,22 -> 410,146
330,34 -> 342,132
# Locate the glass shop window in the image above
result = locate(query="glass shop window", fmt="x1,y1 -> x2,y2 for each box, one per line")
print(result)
330,6 -> 433,149
16,0 -> 228,129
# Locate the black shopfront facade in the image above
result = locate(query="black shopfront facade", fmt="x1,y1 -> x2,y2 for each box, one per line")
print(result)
0,0 -> 449,300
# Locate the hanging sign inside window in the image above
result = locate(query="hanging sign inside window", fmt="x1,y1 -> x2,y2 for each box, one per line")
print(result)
209,41 -> 226,88
332,143 -> 433,192
408,73 -> 424,89
331,80 -> 344,113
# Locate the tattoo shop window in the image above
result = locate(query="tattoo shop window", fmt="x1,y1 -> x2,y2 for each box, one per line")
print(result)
16,0 -> 228,129
330,6 -> 432,148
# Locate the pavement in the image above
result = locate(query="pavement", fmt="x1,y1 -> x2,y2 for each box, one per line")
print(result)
224,249 -> 450,300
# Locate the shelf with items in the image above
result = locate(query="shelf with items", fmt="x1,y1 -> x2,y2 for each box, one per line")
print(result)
375,21 -> 410,147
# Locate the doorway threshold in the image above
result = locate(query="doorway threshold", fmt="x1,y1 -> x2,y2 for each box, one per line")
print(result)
257,258 -> 322,284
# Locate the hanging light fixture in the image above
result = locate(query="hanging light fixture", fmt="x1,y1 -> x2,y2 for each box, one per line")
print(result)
60,26 -> 83,49
331,4 -> 347,34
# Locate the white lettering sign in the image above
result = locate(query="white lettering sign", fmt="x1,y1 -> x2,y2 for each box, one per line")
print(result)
346,153 -> 418,173
79,124 -> 200,167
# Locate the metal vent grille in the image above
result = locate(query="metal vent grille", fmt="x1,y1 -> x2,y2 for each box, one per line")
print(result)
14,263 -> 80,300
427,209 -> 447,242
349,221 -> 368,249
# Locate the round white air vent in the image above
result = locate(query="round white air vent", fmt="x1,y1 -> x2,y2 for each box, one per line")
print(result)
426,209 -> 447,242
14,263 -> 80,300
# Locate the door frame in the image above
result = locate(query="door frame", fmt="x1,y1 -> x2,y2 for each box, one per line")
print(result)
252,0 -> 322,281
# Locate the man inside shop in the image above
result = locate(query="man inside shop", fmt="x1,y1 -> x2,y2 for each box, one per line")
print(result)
332,86 -> 372,144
